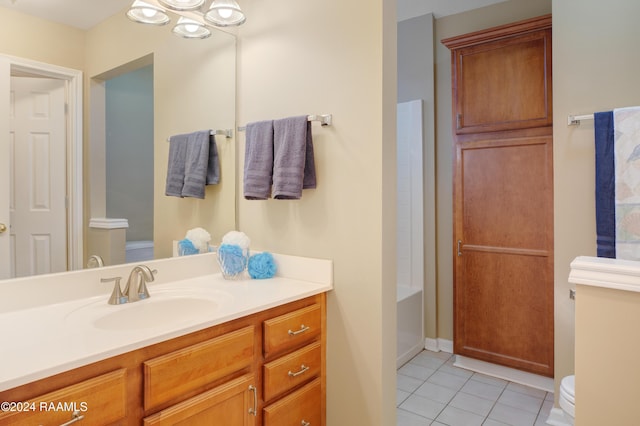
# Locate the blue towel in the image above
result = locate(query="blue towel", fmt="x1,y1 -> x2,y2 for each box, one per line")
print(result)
182,130 -> 212,199
244,120 -> 274,199
166,130 -> 219,199
165,133 -> 189,197
207,135 -> 220,185
594,111 -> 616,258
272,115 -> 317,199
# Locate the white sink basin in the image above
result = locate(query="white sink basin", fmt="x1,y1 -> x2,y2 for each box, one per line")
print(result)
65,287 -> 233,331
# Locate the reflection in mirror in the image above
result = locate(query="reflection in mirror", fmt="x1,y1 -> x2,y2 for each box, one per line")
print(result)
0,4 -> 236,280
88,8 -> 238,271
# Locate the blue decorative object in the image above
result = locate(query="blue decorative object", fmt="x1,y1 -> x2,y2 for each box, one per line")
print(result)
178,238 -> 199,256
217,243 -> 248,278
248,252 -> 277,279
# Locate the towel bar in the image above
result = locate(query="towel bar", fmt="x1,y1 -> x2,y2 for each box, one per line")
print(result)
166,129 -> 233,142
567,114 -> 594,126
237,114 -> 332,132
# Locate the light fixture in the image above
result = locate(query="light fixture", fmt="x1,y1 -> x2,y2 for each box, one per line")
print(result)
204,0 -> 246,27
126,0 -> 246,40
172,16 -> 211,39
127,0 -> 171,25
158,0 -> 205,11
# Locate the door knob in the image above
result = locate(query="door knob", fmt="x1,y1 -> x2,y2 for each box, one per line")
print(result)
0,223 -> 6,234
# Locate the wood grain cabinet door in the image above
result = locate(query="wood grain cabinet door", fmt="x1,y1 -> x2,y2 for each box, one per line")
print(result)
445,15 -> 554,378
448,22 -> 552,134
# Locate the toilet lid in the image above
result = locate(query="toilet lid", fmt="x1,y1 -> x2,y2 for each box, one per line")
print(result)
560,375 -> 575,404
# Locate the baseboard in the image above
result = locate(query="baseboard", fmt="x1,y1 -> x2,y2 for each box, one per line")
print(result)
397,344 -> 424,369
453,355 -> 554,393
424,338 -> 453,353
545,408 -> 571,426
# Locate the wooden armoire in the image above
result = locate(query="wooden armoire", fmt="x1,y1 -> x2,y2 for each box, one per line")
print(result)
442,15 -> 554,377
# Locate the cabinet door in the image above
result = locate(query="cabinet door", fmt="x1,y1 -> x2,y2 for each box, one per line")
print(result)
451,28 -> 552,134
144,374 -> 257,426
454,136 -> 554,377
263,378 -> 322,426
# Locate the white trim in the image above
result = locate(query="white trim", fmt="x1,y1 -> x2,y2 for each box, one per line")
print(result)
454,354 -> 554,393
569,255 -> 640,293
424,338 -> 453,353
89,218 -> 129,229
0,54 -> 83,272
546,408 -> 571,426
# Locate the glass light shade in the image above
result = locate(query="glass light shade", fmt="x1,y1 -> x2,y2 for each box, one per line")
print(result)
158,0 -> 205,11
172,17 -> 211,39
127,0 -> 170,25
204,0 -> 246,27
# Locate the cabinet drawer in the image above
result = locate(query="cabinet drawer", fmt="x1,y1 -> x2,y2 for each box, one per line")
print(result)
144,374 -> 256,426
264,304 -> 321,356
263,341 -> 321,402
0,369 -> 126,426
263,378 -> 322,426
144,325 -> 254,411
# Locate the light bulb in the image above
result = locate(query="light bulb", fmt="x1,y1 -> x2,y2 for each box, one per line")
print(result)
142,8 -> 158,18
217,8 -> 233,18
185,23 -> 199,33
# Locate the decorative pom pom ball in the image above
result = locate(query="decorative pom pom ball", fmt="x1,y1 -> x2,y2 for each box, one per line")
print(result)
178,238 -> 199,256
185,227 -> 211,253
222,231 -> 250,250
248,252 -> 277,279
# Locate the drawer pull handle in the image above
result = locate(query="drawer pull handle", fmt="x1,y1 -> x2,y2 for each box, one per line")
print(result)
248,385 -> 257,416
288,324 -> 310,336
59,410 -> 84,426
302,421 -> 311,426
288,364 -> 310,377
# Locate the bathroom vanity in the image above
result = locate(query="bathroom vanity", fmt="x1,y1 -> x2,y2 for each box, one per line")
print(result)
0,253 -> 332,425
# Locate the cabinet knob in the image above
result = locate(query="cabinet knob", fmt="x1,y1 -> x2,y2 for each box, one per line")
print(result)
0,223 -> 6,234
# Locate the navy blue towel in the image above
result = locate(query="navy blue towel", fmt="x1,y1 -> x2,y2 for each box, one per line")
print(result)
594,111 -> 616,258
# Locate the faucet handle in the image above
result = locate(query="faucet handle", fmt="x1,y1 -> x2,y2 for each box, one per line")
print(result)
101,277 -> 127,305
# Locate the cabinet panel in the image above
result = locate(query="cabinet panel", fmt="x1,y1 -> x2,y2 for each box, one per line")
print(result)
144,374 -> 256,426
144,325 -> 254,411
0,369 -> 126,426
263,378 -> 321,426
263,341 -> 321,402
264,304 -> 321,357
443,15 -> 553,135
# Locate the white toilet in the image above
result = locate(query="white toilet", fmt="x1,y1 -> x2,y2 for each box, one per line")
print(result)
559,375 -> 575,425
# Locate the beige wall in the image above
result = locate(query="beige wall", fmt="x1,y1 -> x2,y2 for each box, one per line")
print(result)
85,13 -> 237,259
553,0 -> 640,399
236,0 -> 397,423
0,7 -> 84,70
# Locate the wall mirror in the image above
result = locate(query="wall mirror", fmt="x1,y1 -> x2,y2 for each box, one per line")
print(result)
0,4 -> 237,279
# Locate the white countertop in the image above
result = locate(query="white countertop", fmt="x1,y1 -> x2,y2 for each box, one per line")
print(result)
570,255 -> 640,292
0,253 -> 333,392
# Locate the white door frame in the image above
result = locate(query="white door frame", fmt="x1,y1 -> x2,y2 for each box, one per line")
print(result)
0,54 -> 83,274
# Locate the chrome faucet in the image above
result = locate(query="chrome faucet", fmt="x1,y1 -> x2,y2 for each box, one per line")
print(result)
87,254 -> 104,268
123,265 -> 157,302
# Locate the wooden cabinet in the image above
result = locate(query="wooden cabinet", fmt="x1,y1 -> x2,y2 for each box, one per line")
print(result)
261,304 -> 324,425
0,293 -> 326,425
143,326 -> 255,412
143,374 -> 256,426
0,369 -> 126,426
443,15 -> 554,378
448,16 -> 552,134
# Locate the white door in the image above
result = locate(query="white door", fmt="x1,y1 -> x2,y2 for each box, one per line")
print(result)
9,77 -> 67,277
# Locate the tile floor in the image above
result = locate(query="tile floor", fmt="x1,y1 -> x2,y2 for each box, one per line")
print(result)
397,350 -> 553,426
